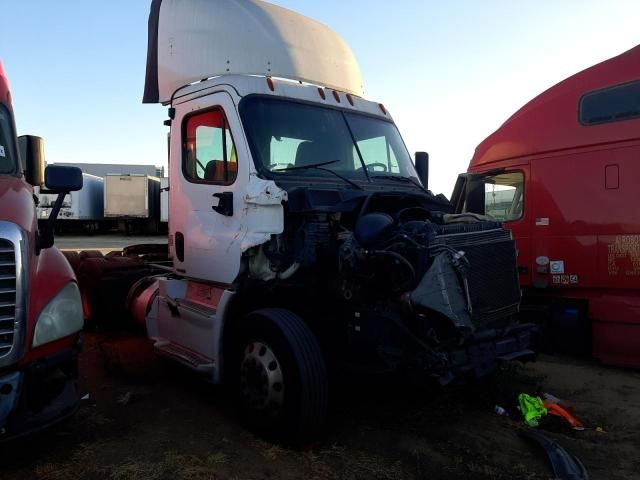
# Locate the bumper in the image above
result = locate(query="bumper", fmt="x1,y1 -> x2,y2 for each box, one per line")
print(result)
0,344 -> 80,440
443,323 -> 536,383
373,317 -> 536,385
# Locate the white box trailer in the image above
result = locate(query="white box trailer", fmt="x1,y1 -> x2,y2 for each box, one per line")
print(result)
104,174 -> 160,219
160,177 -> 168,223
37,173 -> 104,221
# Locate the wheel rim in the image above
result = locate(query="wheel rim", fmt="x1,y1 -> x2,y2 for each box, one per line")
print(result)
239,341 -> 284,416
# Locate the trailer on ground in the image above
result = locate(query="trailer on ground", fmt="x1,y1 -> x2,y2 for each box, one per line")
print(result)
104,174 -> 161,234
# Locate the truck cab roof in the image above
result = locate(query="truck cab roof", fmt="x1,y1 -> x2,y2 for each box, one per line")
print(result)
471,44 -> 640,168
171,74 -> 391,122
144,0 -> 363,105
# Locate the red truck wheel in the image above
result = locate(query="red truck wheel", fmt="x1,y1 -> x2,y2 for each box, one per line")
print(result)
237,308 -> 328,442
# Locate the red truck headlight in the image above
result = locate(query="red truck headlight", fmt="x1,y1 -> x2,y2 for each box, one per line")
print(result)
32,283 -> 83,348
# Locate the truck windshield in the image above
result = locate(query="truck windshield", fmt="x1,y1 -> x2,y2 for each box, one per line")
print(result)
0,105 -> 18,175
240,97 -> 419,184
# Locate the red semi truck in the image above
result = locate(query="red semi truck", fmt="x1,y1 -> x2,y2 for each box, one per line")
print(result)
452,45 -> 640,367
0,61 -> 84,438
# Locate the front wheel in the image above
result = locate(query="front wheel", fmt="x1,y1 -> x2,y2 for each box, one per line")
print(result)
237,308 -> 328,441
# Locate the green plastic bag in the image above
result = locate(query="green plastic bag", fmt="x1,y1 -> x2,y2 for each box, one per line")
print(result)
518,393 -> 547,427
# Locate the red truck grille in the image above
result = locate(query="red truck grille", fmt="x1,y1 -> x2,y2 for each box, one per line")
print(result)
0,239 -> 16,358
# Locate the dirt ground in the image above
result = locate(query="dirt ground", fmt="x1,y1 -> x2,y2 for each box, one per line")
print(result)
4,235 -> 638,479
1,331 -> 638,480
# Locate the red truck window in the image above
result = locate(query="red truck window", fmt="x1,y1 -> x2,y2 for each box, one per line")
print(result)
580,80 -> 640,126
0,105 -> 17,175
183,107 -> 237,185
483,172 -> 524,222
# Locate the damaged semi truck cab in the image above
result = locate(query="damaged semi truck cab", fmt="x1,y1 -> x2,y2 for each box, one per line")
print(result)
0,62 -> 84,439
135,0 -> 533,437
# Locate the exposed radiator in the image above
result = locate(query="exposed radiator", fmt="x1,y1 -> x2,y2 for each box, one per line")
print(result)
432,226 -> 521,325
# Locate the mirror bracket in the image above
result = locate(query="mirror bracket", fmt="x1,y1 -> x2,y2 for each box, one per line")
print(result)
36,165 -> 83,252
37,191 -> 68,253
414,152 -> 429,189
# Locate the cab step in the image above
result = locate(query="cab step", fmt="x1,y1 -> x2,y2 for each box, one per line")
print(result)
153,340 -> 215,374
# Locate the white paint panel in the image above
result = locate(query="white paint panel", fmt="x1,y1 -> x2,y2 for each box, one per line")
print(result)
160,177 -> 169,223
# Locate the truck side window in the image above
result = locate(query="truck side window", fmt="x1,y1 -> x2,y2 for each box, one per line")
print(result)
0,105 -> 17,175
483,172 -> 524,222
580,80 -> 640,125
183,108 -> 237,184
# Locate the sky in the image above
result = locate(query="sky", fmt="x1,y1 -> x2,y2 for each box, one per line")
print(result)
0,0 -> 638,196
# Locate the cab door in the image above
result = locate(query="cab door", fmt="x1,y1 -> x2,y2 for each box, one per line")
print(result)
169,91 -> 248,284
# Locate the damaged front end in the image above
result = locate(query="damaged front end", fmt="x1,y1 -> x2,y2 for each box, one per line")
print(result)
243,189 -> 534,384
340,210 -> 534,383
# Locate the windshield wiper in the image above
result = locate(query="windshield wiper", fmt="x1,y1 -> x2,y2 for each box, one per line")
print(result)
275,160 -> 340,171
371,174 -> 431,195
275,160 -> 363,190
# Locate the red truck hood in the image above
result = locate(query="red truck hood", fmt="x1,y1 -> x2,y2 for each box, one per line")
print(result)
0,175 -> 78,361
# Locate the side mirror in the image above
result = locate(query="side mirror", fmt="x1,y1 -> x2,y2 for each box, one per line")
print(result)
18,135 -> 45,186
45,165 -> 83,192
414,151 -> 429,189
38,166 -> 83,251
465,176 -> 486,215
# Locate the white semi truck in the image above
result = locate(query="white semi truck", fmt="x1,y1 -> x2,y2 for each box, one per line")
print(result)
77,0 -> 533,440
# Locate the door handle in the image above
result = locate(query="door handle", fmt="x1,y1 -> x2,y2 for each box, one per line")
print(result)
166,296 -> 180,317
212,192 -> 233,216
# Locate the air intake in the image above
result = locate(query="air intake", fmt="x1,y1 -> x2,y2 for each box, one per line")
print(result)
0,239 -> 16,358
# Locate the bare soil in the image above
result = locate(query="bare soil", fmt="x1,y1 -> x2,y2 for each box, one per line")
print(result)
1,332 -> 638,480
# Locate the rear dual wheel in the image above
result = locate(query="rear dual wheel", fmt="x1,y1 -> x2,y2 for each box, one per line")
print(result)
237,308 -> 328,441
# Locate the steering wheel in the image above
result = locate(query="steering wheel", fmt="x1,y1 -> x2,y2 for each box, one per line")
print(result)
364,162 -> 388,172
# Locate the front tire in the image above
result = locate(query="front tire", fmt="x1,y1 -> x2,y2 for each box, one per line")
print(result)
237,308 -> 328,441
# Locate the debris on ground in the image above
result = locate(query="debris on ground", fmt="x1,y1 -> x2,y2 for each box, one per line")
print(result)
494,405 -> 508,417
520,429 -> 589,480
117,392 -> 133,406
543,400 -> 585,431
541,392 -> 566,406
518,393 -> 547,427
